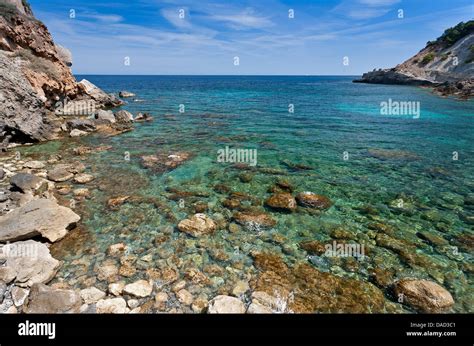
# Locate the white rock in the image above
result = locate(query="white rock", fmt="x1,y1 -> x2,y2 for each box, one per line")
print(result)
108,282 -> 125,296
207,295 -> 245,314
96,298 -> 129,314
123,280 -> 153,298
80,287 -> 106,304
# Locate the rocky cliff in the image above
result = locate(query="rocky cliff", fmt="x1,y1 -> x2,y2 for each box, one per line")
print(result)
354,21 -> 474,98
0,0 -> 122,148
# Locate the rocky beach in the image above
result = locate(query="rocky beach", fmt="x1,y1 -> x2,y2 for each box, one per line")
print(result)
0,0 -> 473,316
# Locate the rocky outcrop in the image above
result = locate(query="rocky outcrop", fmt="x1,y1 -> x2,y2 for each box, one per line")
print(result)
0,1 -> 123,148
354,21 -> 474,98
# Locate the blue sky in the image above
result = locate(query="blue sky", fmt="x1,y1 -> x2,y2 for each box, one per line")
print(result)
29,0 -> 474,75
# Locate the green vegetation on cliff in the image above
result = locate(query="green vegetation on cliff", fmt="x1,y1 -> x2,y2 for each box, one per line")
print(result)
427,20 -> 474,47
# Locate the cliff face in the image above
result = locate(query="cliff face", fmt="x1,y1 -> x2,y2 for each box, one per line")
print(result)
0,0 -> 122,147
354,21 -> 474,98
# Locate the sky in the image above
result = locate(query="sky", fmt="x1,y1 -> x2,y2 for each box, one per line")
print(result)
28,0 -> 474,75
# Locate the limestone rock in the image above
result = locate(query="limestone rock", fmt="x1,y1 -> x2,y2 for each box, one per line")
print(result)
95,110 -> 116,123
207,295 -> 246,314
96,297 -> 129,314
265,193 -> 297,212
24,283 -> 82,313
114,110 -> 134,124
394,279 -> 454,313
123,280 -> 153,298
0,199 -> 80,242
80,287 -> 106,304
0,240 -> 60,287
295,192 -> 332,209
119,91 -> 136,98
10,173 -> 47,193
178,214 -> 217,237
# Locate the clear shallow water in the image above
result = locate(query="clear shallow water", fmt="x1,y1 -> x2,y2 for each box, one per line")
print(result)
24,76 -> 474,312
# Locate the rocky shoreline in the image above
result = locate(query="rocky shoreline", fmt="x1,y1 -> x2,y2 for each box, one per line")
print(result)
354,21 -> 474,99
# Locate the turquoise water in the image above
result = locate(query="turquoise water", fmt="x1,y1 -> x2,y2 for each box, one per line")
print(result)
28,76 -> 474,312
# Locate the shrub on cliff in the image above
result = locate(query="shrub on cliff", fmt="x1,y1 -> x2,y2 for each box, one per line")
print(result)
12,48 -> 61,80
421,53 -> 435,65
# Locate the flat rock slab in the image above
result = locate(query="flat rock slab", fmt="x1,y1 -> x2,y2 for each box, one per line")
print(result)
0,240 -> 60,287
10,173 -> 47,193
0,198 -> 80,242
24,283 -> 82,313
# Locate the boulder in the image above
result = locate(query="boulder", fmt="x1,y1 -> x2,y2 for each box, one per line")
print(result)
232,211 -> 277,230
394,279 -> 454,313
295,192 -> 332,209
176,289 -> 194,305
0,168 -> 5,180
70,129 -> 87,137
119,91 -> 136,98
10,173 -> 47,193
123,280 -> 153,298
95,110 -> 116,123
96,298 -> 129,313
48,163 -> 83,182
66,119 -> 96,132
23,160 -> 45,169
0,199 -> 80,242
265,193 -> 297,212
24,283 -> 82,313
0,240 -> 60,287
73,173 -> 94,184
177,214 -> 217,237
78,79 -> 124,108
135,112 -> 153,122
207,295 -> 246,313
11,286 -> 29,307
114,110 -> 134,124
80,287 -> 106,304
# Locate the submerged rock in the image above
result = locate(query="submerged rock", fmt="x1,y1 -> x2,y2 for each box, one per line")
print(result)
25,283 -> 82,313
233,211 -> 277,230
0,240 -> 60,287
394,279 -> 454,313
265,193 -> 297,212
140,151 -> 191,172
0,199 -> 80,242
178,214 -> 217,237
207,295 -> 246,313
295,192 -> 332,209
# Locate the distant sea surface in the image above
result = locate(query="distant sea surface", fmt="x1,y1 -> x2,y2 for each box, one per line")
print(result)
26,75 -> 474,312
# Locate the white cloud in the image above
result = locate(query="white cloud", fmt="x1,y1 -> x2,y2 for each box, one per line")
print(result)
161,8 -> 191,29
358,0 -> 401,6
208,8 -> 273,29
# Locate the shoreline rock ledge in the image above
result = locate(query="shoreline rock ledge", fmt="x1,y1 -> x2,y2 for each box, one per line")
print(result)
354,21 -> 473,98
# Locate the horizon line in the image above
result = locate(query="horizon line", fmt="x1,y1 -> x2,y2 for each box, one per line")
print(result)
74,74 -> 362,77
